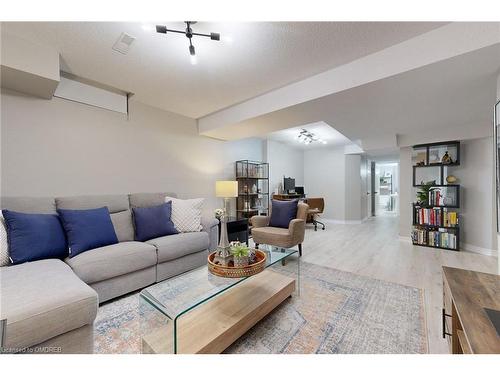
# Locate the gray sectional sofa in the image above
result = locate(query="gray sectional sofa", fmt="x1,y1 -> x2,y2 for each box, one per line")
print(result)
0,192 -> 219,353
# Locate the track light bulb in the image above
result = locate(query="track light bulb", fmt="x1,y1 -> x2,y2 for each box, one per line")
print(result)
189,45 -> 196,56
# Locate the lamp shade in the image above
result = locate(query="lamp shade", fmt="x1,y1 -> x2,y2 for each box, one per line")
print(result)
216,180 -> 238,198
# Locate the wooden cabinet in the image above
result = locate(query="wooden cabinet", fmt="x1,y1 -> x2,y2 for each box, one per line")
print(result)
442,267 -> 500,354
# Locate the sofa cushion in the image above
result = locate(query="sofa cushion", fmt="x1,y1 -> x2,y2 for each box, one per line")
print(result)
132,202 -> 178,241
165,196 -> 204,233
110,210 -> 134,242
129,192 -> 177,209
0,259 -> 97,351
0,196 -> 56,214
251,226 -> 295,248
147,232 -> 209,263
55,194 -> 129,214
65,241 -> 157,284
0,212 -> 10,266
269,199 -> 298,228
2,210 -> 68,264
58,207 -> 118,257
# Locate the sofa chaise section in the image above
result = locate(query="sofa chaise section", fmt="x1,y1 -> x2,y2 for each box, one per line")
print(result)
0,259 -> 98,353
65,241 -> 158,302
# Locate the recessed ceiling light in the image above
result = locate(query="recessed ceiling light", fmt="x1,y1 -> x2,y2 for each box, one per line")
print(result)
141,24 -> 154,32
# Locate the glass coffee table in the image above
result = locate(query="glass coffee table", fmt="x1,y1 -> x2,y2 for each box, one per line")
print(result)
139,245 -> 300,354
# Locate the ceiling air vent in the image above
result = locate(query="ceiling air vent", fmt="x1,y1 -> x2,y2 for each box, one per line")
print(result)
112,32 -> 136,54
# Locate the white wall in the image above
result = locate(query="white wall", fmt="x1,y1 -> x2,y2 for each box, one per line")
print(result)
360,155 -> 368,219
399,138 -> 497,253
304,147 -> 346,221
0,88 -> 264,215
399,147 -> 413,238
303,147 -> 366,222
265,140 -> 304,194
345,154 -> 363,221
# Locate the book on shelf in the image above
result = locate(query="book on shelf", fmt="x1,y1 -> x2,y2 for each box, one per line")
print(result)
443,211 -> 458,227
428,188 -> 456,206
414,208 -> 458,227
411,227 -> 457,250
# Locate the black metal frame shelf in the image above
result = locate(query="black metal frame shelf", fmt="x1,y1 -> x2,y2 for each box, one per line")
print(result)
411,141 -> 461,251
412,184 -> 460,188
413,224 -> 459,230
235,160 -> 270,220
412,242 -> 459,251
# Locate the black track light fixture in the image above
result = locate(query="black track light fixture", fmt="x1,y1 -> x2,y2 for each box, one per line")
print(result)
155,21 -> 221,64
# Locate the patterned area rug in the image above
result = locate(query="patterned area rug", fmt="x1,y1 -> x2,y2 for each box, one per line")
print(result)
94,262 -> 428,354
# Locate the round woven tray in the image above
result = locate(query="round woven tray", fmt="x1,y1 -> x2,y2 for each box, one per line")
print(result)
208,250 -> 267,278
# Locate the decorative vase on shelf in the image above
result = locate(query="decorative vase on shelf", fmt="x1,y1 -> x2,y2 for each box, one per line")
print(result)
441,151 -> 453,164
446,175 -> 457,184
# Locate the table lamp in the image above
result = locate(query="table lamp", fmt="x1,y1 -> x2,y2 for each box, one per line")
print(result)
214,180 -> 238,266
215,180 -> 238,217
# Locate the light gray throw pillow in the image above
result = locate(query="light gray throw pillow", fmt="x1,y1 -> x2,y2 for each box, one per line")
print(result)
110,210 -> 135,242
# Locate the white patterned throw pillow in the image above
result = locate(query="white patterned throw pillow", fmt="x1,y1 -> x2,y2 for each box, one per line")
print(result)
0,212 -> 10,266
165,197 -> 204,233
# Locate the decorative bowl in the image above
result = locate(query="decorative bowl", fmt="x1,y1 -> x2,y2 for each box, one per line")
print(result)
208,250 -> 267,278
446,175 -> 457,183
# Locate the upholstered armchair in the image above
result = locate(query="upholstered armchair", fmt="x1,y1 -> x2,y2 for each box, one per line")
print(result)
251,202 -> 309,256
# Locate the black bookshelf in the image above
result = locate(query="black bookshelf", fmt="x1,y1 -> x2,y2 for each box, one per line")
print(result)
411,141 -> 461,251
235,160 -> 269,220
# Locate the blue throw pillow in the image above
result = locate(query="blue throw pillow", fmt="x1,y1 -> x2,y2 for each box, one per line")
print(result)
58,207 -> 118,258
269,199 -> 299,229
2,210 -> 68,264
132,202 -> 178,241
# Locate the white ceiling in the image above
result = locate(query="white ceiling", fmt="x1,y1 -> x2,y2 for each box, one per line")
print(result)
267,121 -> 353,149
1,21 -> 446,118
220,43 -> 500,145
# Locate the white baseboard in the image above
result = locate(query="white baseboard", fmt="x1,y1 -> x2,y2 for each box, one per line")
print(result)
401,236 -> 497,257
462,243 -> 498,257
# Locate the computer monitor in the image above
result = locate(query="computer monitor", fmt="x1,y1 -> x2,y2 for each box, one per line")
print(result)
283,177 -> 295,193
295,186 -> 304,195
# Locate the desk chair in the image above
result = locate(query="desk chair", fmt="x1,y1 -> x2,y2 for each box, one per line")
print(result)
306,198 -> 325,231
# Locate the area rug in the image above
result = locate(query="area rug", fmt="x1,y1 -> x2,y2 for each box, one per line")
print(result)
94,261 -> 428,354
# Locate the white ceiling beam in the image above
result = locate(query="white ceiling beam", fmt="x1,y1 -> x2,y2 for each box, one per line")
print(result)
198,22 -> 500,136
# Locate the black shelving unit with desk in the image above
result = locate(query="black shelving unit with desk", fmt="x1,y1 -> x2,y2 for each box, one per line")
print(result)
411,141 -> 461,251
235,160 -> 269,220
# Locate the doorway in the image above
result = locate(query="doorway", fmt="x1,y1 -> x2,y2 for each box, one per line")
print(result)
367,161 -> 399,216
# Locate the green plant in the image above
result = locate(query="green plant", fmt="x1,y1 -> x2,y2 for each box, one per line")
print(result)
230,244 -> 250,258
416,180 -> 437,205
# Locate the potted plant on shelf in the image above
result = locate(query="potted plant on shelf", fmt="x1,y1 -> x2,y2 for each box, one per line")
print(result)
416,180 -> 437,205
230,242 -> 250,267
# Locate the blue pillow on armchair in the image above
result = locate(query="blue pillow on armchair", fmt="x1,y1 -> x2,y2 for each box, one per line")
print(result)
132,201 -> 178,242
2,210 -> 68,264
58,207 -> 118,258
269,199 -> 299,229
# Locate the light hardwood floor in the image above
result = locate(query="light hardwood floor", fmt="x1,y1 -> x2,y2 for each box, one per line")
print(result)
282,213 -> 497,354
